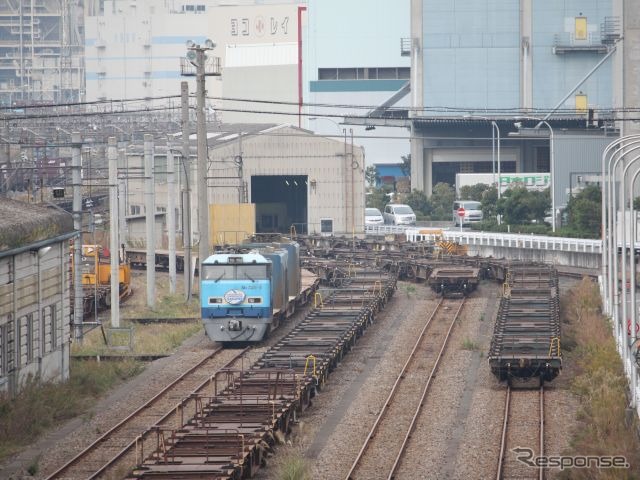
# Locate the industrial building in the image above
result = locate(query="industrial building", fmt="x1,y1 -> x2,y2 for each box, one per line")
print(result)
406,0 -> 621,204
83,0 -> 411,165
84,0 -> 301,124
303,0 -> 411,165
342,0 -> 636,221
0,0 -> 85,106
122,124 -> 365,250
0,198 -> 76,395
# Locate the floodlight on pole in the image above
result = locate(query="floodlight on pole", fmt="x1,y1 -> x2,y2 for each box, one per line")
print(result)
462,114 -> 501,199
513,116 -> 555,232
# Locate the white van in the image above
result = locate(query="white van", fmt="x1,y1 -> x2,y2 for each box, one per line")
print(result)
383,204 -> 416,225
453,200 -> 483,226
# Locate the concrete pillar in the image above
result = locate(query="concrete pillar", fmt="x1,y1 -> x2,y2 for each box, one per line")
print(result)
624,0 -> 640,136
520,0 -> 533,109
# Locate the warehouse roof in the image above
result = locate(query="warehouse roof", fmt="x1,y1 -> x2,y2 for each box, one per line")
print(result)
0,198 -> 74,252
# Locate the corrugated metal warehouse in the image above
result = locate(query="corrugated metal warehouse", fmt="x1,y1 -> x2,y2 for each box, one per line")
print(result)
209,125 -> 365,236
0,199 -> 76,395
123,124 -> 365,248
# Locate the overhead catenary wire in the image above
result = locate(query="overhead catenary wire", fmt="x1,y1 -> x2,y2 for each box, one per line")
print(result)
3,91 -> 640,120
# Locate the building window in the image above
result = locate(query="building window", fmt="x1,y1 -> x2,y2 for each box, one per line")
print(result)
535,147 -> 550,172
318,67 -> 410,81
337,68 -> 357,80
320,218 -> 333,234
377,67 -> 397,79
130,205 -> 141,215
51,304 -> 58,350
318,68 -> 338,80
42,305 -> 57,354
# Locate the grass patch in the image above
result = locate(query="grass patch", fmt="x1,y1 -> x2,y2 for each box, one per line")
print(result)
0,359 -> 142,463
401,284 -> 417,297
72,321 -> 203,356
126,293 -> 199,319
559,278 -> 640,479
274,451 -> 312,480
461,338 -> 480,351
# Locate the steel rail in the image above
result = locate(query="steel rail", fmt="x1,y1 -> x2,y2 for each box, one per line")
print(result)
387,298 -> 466,479
496,385 -> 545,480
345,297 -> 464,480
87,347 -> 250,480
44,346 -> 246,479
496,386 -> 511,480
539,386 -> 545,480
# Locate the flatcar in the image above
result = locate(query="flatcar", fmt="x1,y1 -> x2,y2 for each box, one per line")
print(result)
488,264 -> 562,384
428,267 -> 480,297
200,240 -> 301,343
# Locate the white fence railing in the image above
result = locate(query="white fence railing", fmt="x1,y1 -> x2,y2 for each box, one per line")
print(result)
364,225 -> 602,254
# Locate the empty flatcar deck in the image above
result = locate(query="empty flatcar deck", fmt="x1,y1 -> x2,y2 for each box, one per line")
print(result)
489,264 -> 561,383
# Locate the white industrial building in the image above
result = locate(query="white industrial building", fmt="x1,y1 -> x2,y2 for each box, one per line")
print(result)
84,0 -> 411,165
84,0 -> 301,124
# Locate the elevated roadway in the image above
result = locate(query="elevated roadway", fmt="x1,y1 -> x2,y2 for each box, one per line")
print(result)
365,225 -> 601,269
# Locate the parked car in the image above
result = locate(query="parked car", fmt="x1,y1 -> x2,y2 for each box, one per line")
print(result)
365,207 -> 384,226
453,200 -> 483,226
383,204 -> 416,225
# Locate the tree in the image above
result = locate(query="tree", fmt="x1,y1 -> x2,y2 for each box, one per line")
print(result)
480,185 -> 498,220
400,154 -> 411,177
430,182 -> 456,220
365,165 -> 379,189
565,185 -> 601,238
496,186 -> 550,225
366,185 -> 393,211
405,189 -> 431,217
459,183 -> 491,202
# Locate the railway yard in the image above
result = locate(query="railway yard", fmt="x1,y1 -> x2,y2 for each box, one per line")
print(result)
0,236 -> 621,479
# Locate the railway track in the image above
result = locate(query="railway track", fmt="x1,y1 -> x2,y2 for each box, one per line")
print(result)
45,347 -> 248,480
345,296 -> 466,480
497,385 -> 545,480
121,265 -> 396,479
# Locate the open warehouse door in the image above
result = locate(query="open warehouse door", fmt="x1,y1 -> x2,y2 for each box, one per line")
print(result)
251,175 -> 308,234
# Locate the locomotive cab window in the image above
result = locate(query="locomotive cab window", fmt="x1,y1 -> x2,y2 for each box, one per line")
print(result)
202,265 -> 235,281
202,264 -> 268,280
237,264 -> 268,280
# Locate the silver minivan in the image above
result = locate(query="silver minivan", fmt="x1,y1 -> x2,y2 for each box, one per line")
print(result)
453,200 -> 483,226
383,204 -> 416,225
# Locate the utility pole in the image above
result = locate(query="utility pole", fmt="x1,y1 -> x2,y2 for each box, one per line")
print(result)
181,81 -> 192,301
167,138 -> 176,294
107,137 -> 120,327
195,47 -> 209,269
117,148 -> 128,245
181,39 -> 220,274
71,132 -> 83,340
144,134 -> 156,308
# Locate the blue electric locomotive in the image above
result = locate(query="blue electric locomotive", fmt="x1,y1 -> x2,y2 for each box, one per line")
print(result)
200,240 -> 301,343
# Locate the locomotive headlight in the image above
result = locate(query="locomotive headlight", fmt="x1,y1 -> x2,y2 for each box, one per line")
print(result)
209,297 -> 223,304
247,297 -> 262,304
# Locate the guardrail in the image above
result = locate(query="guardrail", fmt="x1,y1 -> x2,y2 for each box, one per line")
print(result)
365,225 -> 602,254
437,231 -> 602,254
